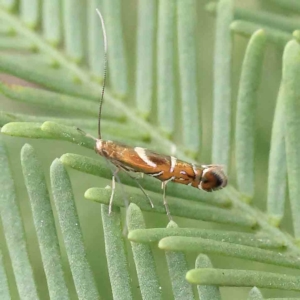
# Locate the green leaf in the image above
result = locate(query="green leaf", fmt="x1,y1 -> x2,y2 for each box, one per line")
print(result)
186,268 -> 300,291
164,222 -> 194,300
159,236 -> 300,269
0,138 -> 39,299
62,0 -> 84,62
101,205 -> 133,300
207,1 -> 300,32
135,0 -> 156,118
157,0 -> 175,136
127,203 -> 162,300
267,84 -> 286,227
102,0 -> 128,96
1,122 -> 56,139
87,0 -> 104,78
85,187 -> 255,227
235,29 -> 266,198
177,0 -> 200,155
50,159 -> 100,300
212,0 -> 233,166
195,254 -> 221,300
42,0 -> 61,45
0,81 -> 124,121
282,40 -> 300,240
128,228 -> 284,249
21,144 -> 69,300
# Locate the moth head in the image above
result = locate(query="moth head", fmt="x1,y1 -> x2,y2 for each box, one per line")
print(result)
198,165 -> 227,192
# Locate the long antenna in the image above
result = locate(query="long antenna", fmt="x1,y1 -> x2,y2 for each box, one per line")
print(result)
96,8 -> 108,139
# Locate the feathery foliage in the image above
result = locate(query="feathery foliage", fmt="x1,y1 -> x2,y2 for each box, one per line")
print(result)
0,1 -> 300,299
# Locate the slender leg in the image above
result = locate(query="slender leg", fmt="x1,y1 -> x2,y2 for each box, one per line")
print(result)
132,176 -> 154,208
109,169 -> 120,214
121,170 -> 154,208
161,181 -> 172,221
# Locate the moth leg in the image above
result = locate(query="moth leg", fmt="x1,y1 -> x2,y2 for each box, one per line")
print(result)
161,181 -> 172,221
123,170 -> 154,208
109,168 -> 120,214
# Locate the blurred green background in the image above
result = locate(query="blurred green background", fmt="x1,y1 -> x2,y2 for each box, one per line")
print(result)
0,0 -> 298,299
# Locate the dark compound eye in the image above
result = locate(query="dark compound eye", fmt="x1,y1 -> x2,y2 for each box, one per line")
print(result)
199,166 -> 227,192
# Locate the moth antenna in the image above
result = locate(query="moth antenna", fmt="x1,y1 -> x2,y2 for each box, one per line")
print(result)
96,8 -> 108,139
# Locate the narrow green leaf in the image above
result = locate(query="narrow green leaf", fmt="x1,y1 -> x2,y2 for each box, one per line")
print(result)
50,159 -> 100,300
0,81 -> 124,121
267,85 -> 286,227
102,0 -> 128,96
0,35 -> 33,50
212,0 -> 233,166
230,20 -> 291,47
248,287 -> 264,300
206,1 -> 300,33
87,0 -> 104,78
127,203 -> 162,300
177,0 -> 200,155
20,0 -> 39,29
266,0 -> 300,12
21,144 -> 70,300
128,228 -> 284,249
63,0 -> 84,62
42,0 -> 61,45
101,205 -> 133,300
235,29 -> 266,198
1,119 -> 149,149
157,0 -> 175,136
159,237 -> 300,269
85,187 -> 255,227
186,268 -> 300,291
164,222 -> 194,300
282,40 -> 300,240
195,254 -> 221,300
0,53 -> 99,99
0,249 -> 11,300
61,153 -> 231,207
135,0 -> 156,118
0,8 -> 100,84
0,137 -> 39,299
1,122 -> 56,139
0,112 -> 147,142
41,121 -> 95,149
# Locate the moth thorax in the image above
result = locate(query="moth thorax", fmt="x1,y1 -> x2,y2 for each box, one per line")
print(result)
198,166 -> 227,192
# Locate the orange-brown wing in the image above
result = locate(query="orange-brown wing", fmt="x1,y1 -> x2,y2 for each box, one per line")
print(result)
103,143 -> 172,175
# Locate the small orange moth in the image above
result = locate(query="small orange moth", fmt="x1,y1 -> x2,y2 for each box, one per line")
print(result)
79,9 -> 227,219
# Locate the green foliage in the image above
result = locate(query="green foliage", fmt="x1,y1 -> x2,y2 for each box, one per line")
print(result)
1,1 -> 300,299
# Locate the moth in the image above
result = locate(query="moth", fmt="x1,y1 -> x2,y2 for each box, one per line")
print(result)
79,9 -> 227,219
